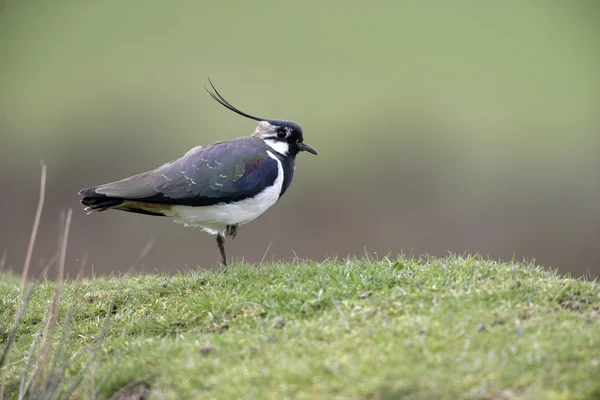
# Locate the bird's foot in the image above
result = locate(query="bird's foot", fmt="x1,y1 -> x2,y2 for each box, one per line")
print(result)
225,224 -> 238,239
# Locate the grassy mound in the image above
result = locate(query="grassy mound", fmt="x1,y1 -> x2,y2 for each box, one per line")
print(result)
1,256 -> 599,399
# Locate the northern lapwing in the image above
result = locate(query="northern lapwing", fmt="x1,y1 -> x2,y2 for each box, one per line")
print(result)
79,80 -> 317,265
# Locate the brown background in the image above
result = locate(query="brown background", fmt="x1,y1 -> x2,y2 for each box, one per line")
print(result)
1,2 -> 598,278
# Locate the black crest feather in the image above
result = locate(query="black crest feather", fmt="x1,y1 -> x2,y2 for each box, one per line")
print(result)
205,78 -> 265,122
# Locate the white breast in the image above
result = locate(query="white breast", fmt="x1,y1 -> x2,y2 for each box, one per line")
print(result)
168,151 -> 284,235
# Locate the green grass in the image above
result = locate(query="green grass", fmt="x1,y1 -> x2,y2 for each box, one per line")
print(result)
1,256 -> 599,399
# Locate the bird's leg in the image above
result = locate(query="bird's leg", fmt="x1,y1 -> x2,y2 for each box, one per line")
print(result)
216,233 -> 227,266
226,224 -> 238,239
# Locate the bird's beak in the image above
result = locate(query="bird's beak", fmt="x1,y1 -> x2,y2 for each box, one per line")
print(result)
298,141 -> 318,155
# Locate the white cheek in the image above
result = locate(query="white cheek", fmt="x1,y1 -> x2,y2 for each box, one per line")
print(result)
263,139 -> 289,155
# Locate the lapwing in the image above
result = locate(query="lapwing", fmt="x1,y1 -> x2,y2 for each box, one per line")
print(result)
79,80 -> 317,265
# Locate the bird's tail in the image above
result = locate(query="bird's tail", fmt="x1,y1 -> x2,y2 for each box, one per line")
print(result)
80,196 -> 125,213
79,187 -> 124,213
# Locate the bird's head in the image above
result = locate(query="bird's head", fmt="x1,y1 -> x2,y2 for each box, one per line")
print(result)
206,80 -> 317,157
250,119 -> 317,157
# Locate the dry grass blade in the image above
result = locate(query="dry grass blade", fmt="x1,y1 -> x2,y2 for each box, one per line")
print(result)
37,252 -> 58,281
260,241 -> 273,266
29,209 -> 72,396
20,162 -> 46,295
57,209 -> 72,287
1,163 -> 46,399
127,237 -> 155,274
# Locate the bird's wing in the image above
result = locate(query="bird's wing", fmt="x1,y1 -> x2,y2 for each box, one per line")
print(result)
79,139 -> 280,207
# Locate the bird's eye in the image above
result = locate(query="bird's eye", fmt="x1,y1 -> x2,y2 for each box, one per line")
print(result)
277,131 -> 287,139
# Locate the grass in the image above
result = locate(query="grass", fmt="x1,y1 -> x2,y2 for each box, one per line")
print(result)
1,256 -> 599,399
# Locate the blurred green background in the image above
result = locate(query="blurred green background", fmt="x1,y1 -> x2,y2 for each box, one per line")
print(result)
1,1 -> 598,277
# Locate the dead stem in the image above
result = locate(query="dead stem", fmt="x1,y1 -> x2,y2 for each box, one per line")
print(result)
20,162 -> 46,295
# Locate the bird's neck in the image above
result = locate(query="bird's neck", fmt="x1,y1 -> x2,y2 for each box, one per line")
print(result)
271,150 -> 296,198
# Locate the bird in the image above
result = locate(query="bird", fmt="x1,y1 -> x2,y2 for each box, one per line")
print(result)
78,80 -> 317,266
